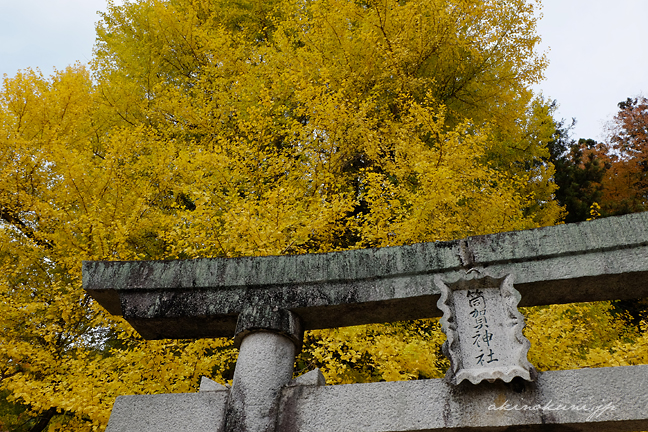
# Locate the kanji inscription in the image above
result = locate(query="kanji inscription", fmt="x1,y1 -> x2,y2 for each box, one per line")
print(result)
436,272 -> 536,385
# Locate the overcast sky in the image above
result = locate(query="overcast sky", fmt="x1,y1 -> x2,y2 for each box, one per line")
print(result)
1,0 -> 647,141
534,0 -> 648,141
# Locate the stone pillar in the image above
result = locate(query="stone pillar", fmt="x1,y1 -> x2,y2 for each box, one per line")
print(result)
224,306 -> 303,432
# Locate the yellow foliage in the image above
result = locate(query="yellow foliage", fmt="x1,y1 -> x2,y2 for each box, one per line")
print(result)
521,300 -> 648,381
1,1 -> 638,431
300,320 -> 448,384
587,201 -> 602,221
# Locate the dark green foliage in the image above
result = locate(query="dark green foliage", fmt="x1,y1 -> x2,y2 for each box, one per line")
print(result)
548,119 -> 609,223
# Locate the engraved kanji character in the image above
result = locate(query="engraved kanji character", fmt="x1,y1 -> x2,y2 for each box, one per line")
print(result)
486,349 -> 499,363
472,333 -> 482,347
474,316 -> 488,330
481,329 -> 493,346
476,353 -> 485,366
467,290 -> 485,308
469,308 -> 486,318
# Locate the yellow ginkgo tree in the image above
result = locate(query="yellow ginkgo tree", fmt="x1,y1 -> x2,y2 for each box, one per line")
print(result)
3,1 -> 645,431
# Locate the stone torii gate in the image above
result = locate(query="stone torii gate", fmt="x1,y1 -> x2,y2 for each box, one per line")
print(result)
83,212 -> 648,432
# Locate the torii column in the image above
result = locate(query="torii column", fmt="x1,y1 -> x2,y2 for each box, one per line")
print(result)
84,211 -> 648,432
87,263 -> 308,432
226,305 -> 302,432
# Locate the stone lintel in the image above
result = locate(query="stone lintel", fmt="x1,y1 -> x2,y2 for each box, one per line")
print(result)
277,364 -> 648,432
83,212 -> 648,339
105,392 -> 227,432
103,365 -> 648,432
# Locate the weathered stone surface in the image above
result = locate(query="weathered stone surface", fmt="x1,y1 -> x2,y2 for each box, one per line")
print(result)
225,332 -> 297,432
288,368 -> 326,387
103,365 -> 648,432
83,212 -> 648,340
105,392 -> 227,432
87,213 -> 648,432
277,364 -> 648,432
437,273 -> 536,385
233,306 -> 303,348
199,376 -> 228,392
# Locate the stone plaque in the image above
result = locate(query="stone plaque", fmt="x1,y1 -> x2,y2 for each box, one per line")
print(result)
436,272 -> 536,385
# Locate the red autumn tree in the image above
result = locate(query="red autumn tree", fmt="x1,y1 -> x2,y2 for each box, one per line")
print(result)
600,96 -> 648,215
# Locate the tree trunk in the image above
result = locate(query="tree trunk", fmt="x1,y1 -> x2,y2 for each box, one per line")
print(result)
29,408 -> 56,432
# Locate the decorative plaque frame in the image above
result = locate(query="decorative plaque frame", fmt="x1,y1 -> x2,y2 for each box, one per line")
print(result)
436,272 -> 537,385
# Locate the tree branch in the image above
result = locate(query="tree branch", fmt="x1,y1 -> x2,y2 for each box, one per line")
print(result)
0,206 -> 54,250
29,408 -> 56,432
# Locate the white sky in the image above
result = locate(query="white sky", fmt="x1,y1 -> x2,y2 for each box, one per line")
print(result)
534,0 -> 648,141
1,0 -> 647,141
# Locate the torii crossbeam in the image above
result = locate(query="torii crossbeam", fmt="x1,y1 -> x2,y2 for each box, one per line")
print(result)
83,212 -> 648,432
